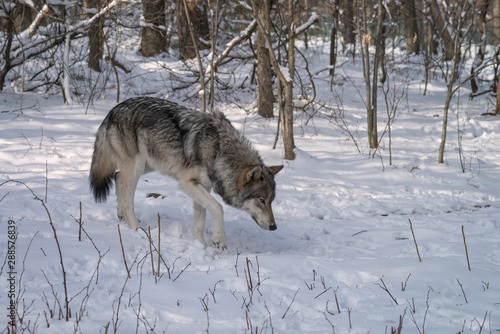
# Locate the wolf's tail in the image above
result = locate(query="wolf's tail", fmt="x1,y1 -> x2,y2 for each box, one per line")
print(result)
89,129 -> 116,203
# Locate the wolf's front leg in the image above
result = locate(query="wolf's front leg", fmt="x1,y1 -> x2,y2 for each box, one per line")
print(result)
179,179 -> 226,249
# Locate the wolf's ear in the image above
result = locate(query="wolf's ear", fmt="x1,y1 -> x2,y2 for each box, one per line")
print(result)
238,166 -> 263,189
246,165 -> 263,182
267,165 -> 284,176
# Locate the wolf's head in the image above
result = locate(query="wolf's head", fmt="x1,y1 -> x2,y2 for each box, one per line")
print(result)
237,165 -> 284,230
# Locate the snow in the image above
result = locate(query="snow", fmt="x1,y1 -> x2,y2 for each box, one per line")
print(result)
1,45 -> 500,333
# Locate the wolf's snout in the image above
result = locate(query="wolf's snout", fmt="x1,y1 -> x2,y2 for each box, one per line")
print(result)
269,224 -> 277,231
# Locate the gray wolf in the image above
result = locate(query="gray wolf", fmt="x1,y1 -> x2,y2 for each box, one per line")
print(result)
89,97 -> 283,249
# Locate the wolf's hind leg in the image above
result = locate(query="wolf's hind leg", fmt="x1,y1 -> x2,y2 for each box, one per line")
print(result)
193,201 -> 208,247
118,164 -> 142,230
115,172 -> 125,221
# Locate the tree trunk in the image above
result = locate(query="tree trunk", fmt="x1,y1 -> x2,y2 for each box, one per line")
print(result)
403,0 -> 420,54
369,0 -> 384,149
0,11 -> 14,92
176,0 -> 209,59
85,0 -> 105,71
359,0 -> 378,149
12,3 -> 34,33
471,0 -> 490,93
330,0 -> 339,77
340,0 -> 355,50
141,0 -> 167,57
282,0 -> 296,160
256,0 -> 274,118
493,0 -> 500,45
496,68 -> 500,114
249,0 -> 296,159
428,0 -> 455,60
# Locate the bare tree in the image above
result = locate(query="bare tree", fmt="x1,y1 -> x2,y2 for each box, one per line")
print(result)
249,0 -> 299,159
438,0 -> 472,163
358,0 -> 383,149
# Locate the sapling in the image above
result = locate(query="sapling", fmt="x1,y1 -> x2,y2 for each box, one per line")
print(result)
117,225 -> 131,279
408,219 -> 421,262
462,225 -> 471,271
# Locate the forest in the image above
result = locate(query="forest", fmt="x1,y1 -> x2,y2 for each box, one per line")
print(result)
2,0 -> 500,160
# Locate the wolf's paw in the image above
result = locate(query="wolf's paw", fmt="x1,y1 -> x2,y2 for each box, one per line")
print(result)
117,209 -> 125,221
211,232 -> 227,250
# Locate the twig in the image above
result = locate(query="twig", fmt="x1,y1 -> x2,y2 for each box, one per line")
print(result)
234,249 -> 242,277
199,294 -> 210,333
376,278 -> 398,305
334,288 -> 341,313
245,257 -> 253,292
315,287 -> 331,299
393,308 -> 406,334
71,202 -> 83,242
139,227 -> 171,278
322,311 -> 335,333
208,280 -> 223,304
282,289 -> 300,319
478,311 -> 488,334
406,297 -> 416,313
45,160 -> 48,202
408,219 -> 422,262
173,262 -> 191,282
157,213 -> 161,276
401,273 -> 411,291
352,230 -> 368,236
456,278 -> 468,304
461,225 -> 471,271
148,226 -> 155,276
117,225 -> 131,279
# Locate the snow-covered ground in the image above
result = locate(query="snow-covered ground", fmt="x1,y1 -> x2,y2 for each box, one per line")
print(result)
1,45 -> 500,333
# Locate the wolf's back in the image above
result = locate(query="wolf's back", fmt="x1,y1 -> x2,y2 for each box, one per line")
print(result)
89,125 -> 116,203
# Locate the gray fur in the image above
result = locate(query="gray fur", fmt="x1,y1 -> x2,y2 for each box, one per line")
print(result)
89,97 -> 283,249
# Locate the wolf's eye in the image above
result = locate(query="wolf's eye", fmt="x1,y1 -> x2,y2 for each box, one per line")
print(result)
259,198 -> 266,205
